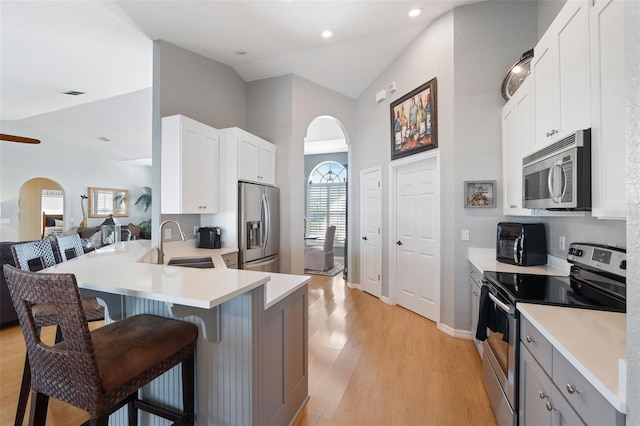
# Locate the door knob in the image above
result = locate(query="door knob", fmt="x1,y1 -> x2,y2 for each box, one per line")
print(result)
362,236 -> 368,240
396,241 -> 403,246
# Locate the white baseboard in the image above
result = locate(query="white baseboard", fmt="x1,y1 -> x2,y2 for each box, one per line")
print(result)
437,322 -> 474,340
346,281 -> 360,290
380,295 -> 391,305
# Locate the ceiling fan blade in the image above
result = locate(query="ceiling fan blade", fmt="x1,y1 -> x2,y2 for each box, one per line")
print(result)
0,133 -> 41,144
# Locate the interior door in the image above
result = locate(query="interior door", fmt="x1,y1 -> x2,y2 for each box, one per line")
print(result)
360,167 -> 382,297
394,156 -> 440,322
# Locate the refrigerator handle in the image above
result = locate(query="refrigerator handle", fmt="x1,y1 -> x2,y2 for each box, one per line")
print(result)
262,193 -> 270,249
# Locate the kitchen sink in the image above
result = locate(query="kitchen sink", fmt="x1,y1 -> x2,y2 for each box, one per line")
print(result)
166,256 -> 215,269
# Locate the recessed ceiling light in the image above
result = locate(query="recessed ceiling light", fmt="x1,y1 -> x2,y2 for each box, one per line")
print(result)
321,30 -> 333,38
234,50 -> 248,56
408,8 -> 423,17
61,90 -> 85,96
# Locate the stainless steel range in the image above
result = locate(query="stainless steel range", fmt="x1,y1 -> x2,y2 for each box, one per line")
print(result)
477,242 -> 626,426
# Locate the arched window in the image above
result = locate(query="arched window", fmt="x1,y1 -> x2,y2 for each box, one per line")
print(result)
306,161 -> 347,245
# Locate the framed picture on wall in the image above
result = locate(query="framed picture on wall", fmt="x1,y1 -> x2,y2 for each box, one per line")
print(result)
464,180 -> 497,208
390,77 -> 438,160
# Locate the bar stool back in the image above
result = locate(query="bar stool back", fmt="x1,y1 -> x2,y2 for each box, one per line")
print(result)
3,264 -> 197,426
56,234 -> 85,261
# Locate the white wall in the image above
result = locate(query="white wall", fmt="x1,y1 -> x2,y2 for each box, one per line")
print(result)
0,120 -> 152,241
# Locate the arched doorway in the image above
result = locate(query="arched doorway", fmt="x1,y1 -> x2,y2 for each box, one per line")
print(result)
18,178 -> 64,241
304,116 -> 350,278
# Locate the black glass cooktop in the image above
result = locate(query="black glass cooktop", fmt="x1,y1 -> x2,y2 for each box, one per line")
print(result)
483,270 -> 626,313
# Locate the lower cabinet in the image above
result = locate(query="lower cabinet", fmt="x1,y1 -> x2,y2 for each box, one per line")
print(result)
520,344 -> 584,426
469,264 -> 483,357
263,285 -> 308,426
519,315 -> 625,426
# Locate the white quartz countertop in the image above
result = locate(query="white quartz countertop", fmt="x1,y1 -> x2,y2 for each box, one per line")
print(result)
518,303 -> 626,413
468,247 -> 569,276
46,239 -> 309,310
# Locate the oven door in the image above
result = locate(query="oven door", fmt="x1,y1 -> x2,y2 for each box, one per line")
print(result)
481,283 -> 518,426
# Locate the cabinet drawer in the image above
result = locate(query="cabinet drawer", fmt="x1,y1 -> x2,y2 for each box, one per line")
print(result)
520,316 -> 552,373
470,266 -> 482,287
553,348 -> 623,426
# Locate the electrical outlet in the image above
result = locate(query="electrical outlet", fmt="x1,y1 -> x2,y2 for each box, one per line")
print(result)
461,229 -> 470,241
164,227 -> 172,239
559,235 -> 565,250
193,226 -> 199,237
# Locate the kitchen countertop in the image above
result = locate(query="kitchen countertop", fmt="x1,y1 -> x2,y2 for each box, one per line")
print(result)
46,239 -> 309,310
468,247 -> 570,276
518,303 -> 626,413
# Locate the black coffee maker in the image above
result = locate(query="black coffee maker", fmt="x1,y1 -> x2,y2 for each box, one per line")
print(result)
198,227 -> 222,249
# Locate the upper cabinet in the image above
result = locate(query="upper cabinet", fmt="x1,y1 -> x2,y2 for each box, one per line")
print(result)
502,80 -> 534,216
161,115 -> 219,214
222,127 -> 276,186
530,0 -> 590,152
590,0 -> 626,219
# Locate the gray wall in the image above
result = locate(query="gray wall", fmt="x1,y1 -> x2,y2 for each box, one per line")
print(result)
625,0 -> 639,421
246,75 -> 355,274
152,40 -> 247,242
304,152 -> 349,257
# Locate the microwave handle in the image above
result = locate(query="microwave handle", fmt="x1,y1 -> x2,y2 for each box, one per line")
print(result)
547,159 -> 567,203
514,237 -> 520,264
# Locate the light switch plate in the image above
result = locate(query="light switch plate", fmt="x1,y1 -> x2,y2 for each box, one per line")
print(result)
461,229 -> 470,241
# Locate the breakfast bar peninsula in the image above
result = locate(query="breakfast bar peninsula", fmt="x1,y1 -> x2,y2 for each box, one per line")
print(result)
45,239 -> 310,425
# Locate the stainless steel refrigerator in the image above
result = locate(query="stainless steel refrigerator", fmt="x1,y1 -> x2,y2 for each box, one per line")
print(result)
238,182 -> 280,272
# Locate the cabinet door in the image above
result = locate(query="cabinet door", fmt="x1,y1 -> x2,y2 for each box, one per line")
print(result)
520,345 -> 553,426
551,388 -> 585,426
259,142 -> 276,186
238,134 -> 261,183
532,0 -> 590,148
590,0 -> 626,219
469,265 -> 483,356
502,82 -> 534,216
181,121 -> 219,214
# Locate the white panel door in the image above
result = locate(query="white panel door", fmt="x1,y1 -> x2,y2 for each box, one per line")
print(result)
360,167 -> 381,297
394,157 -> 440,322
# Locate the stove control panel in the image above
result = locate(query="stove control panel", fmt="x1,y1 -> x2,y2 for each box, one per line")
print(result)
568,243 -> 626,279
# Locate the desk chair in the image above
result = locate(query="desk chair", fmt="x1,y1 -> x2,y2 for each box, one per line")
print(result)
3,264 -> 197,426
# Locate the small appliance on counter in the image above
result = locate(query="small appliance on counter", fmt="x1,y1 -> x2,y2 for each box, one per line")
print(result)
198,227 -> 222,249
496,222 -> 546,266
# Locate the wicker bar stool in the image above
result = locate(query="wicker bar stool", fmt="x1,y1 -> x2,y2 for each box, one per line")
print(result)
56,233 -> 85,261
11,239 -> 105,426
3,264 -> 198,426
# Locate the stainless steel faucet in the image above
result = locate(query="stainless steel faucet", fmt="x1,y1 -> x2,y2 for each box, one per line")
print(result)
157,219 -> 188,264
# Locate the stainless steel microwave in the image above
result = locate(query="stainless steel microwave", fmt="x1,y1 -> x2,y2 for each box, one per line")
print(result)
522,129 -> 591,210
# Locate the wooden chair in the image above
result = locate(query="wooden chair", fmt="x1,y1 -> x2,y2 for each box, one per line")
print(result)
10,239 -> 104,426
3,264 -> 197,426
56,233 -> 85,261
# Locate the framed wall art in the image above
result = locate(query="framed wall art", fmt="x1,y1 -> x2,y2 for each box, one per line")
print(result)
390,77 -> 438,160
464,180 -> 497,208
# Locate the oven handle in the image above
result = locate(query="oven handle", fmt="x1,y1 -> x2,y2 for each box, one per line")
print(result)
488,291 -> 515,316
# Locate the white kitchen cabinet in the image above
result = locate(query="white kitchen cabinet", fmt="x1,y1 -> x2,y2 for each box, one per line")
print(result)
232,128 -> 276,186
502,79 -> 534,216
590,0 -> 626,219
469,264 -> 483,357
530,0 -> 590,151
161,115 -> 219,214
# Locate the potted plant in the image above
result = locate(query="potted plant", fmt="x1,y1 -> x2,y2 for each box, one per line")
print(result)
135,186 -> 152,238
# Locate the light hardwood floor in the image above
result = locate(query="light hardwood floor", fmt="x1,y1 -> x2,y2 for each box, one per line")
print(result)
0,274 -> 497,425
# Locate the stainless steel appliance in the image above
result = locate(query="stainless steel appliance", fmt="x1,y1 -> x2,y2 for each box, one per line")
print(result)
496,222 -> 547,266
478,242 -> 626,426
238,182 -> 279,272
198,227 -> 222,249
523,129 -> 591,210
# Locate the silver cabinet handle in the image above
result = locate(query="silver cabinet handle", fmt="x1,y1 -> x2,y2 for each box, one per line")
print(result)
526,335 -> 536,343
566,384 -> 580,395
538,391 -> 547,399
546,401 -> 556,411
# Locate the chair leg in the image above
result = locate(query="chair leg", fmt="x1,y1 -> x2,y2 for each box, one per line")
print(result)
14,355 -> 30,426
28,391 -> 49,426
182,353 -> 195,426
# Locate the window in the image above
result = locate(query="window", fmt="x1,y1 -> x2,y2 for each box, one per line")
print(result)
307,161 -> 347,245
